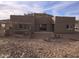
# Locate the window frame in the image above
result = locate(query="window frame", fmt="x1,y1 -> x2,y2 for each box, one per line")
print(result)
39,24 -> 47,31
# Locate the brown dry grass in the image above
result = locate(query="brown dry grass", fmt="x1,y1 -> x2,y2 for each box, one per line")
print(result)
0,33 -> 79,58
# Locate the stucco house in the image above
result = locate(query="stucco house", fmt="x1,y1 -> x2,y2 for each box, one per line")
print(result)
53,16 -> 75,33
0,13 -> 75,36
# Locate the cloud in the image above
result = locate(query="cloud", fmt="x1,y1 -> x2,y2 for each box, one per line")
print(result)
0,1 -> 27,19
0,1 -> 46,20
65,10 -> 79,15
44,1 -> 77,16
0,1 -> 78,20
65,10 -> 79,20
44,2 -> 76,10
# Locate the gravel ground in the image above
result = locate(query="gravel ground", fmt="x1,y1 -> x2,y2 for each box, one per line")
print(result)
0,35 -> 79,58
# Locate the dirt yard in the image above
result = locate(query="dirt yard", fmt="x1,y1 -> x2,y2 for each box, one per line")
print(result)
0,32 -> 79,58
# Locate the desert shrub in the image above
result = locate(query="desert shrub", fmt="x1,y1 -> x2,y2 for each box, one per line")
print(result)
69,38 -> 79,41
0,42 -> 39,58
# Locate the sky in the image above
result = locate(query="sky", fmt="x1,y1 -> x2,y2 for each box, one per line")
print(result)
0,1 -> 79,20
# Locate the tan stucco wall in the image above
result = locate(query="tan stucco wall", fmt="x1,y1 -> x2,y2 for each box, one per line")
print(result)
10,15 -> 34,24
54,16 -> 75,33
10,14 -> 54,32
35,16 -> 53,24
10,15 -> 35,32
35,16 -> 54,32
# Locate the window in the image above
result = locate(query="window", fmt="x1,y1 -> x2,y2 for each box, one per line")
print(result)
18,24 -> 30,30
19,24 -> 23,29
66,25 -> 69,29
23,24 -> 26,29
24,24 -> 30,29
40,24 -> 47,31
66,24 -> 73,30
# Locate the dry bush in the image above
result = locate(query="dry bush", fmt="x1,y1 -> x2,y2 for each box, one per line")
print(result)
69,38 -> 79,41
0,37 -> 79,58
0,42 -> 39,58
